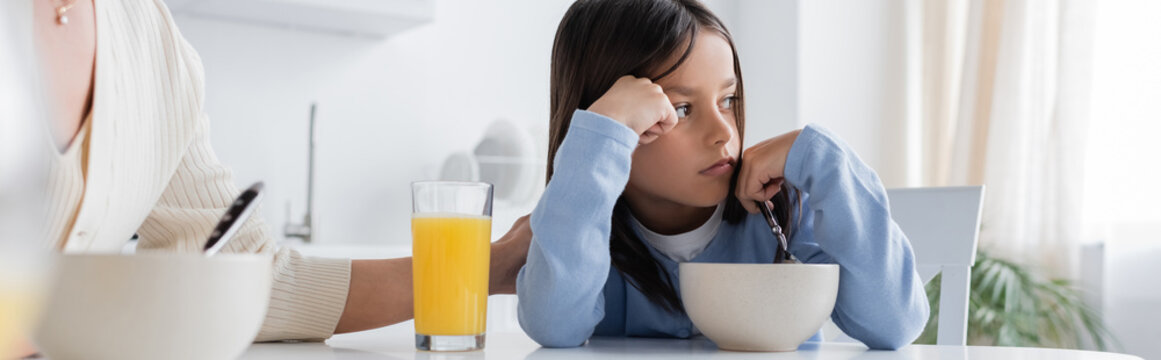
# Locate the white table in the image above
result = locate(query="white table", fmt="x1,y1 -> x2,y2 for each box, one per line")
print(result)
240,321 -> 1144,360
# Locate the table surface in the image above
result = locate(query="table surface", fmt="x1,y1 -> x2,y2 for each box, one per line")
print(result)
238,321 -> 1143,360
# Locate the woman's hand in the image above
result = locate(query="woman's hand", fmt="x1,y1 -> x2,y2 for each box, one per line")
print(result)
587,75 -> 679,144
735,130 -> 802,213
335,214 -> 532,333
489,215 -> 531,295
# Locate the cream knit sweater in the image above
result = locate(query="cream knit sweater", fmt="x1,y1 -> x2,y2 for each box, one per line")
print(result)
44,0 -> 350,342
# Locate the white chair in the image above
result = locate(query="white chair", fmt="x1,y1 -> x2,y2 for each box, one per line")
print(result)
822,186 -> 985,346
889,186 -> 985,346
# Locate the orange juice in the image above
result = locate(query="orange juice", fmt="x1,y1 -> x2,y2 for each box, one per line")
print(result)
412,213 -> 491,336
0,285 -> 41,358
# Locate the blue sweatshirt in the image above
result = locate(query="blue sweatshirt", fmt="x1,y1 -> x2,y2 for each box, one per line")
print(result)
516,110 -> 929,350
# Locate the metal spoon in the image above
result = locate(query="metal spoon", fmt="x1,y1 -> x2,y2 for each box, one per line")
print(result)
756,200 -> 793,263
204,182 -> 265,256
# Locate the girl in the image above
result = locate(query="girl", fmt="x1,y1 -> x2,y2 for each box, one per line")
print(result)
516,0 -> 929,350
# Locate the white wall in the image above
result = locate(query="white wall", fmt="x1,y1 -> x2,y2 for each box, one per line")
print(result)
175,0 -> 573,245
797,0 -> 913,187
180,0 -> 917,245
730,0 -> 800,146
176,0 -> 905,244
175,0 -> 806,245
715,0 -> 913,181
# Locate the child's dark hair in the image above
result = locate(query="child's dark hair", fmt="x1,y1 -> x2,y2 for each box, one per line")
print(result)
546,0 -> 795,314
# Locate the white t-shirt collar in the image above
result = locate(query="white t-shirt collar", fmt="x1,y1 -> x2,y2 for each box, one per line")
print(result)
629,203 -> 724,263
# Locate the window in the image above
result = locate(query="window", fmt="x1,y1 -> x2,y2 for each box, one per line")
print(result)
1082,0 -> 1161,239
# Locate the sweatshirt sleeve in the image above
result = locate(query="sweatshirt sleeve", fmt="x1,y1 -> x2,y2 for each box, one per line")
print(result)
782,124 -> 930,350
515,110 -> 638,348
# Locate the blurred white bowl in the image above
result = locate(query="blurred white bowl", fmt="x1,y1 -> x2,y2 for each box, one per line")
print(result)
35,253 -> 272,360
680,262 -> 839,352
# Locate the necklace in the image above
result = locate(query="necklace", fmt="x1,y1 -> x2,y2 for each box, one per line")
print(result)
53,0 -> 79,25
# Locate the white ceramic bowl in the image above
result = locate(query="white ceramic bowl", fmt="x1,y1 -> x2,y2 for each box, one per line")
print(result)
35,253 -> 272,360
680,262 -> 839,352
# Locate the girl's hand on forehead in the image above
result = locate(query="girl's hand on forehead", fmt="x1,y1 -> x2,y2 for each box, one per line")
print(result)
587,75 -> 679,144
735,130 -> 803,213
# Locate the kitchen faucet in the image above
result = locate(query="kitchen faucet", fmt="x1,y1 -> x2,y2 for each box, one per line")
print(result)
284,103 -> 316,243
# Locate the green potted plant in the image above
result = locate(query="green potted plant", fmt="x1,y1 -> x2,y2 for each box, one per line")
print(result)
915,249 -> 1118,350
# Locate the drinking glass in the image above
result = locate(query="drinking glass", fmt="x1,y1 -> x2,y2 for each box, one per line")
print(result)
1,2 -> 52,355
411,181 -> 493,351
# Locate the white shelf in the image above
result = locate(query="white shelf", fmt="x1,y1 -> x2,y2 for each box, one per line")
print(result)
166,0 -> 433,38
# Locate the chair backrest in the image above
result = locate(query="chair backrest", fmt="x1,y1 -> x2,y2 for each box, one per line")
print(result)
887,186 -> 986,346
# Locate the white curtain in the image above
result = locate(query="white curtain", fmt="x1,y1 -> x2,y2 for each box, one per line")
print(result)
916,0 -> 1095,279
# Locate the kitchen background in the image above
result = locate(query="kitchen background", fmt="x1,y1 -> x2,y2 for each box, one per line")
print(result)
163,0 -> 1157,358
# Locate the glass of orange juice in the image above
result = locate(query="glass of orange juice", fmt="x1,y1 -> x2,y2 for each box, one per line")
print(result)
2,2 -> 51,356
0,269 -> 46,359
411,181 -> 493,351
